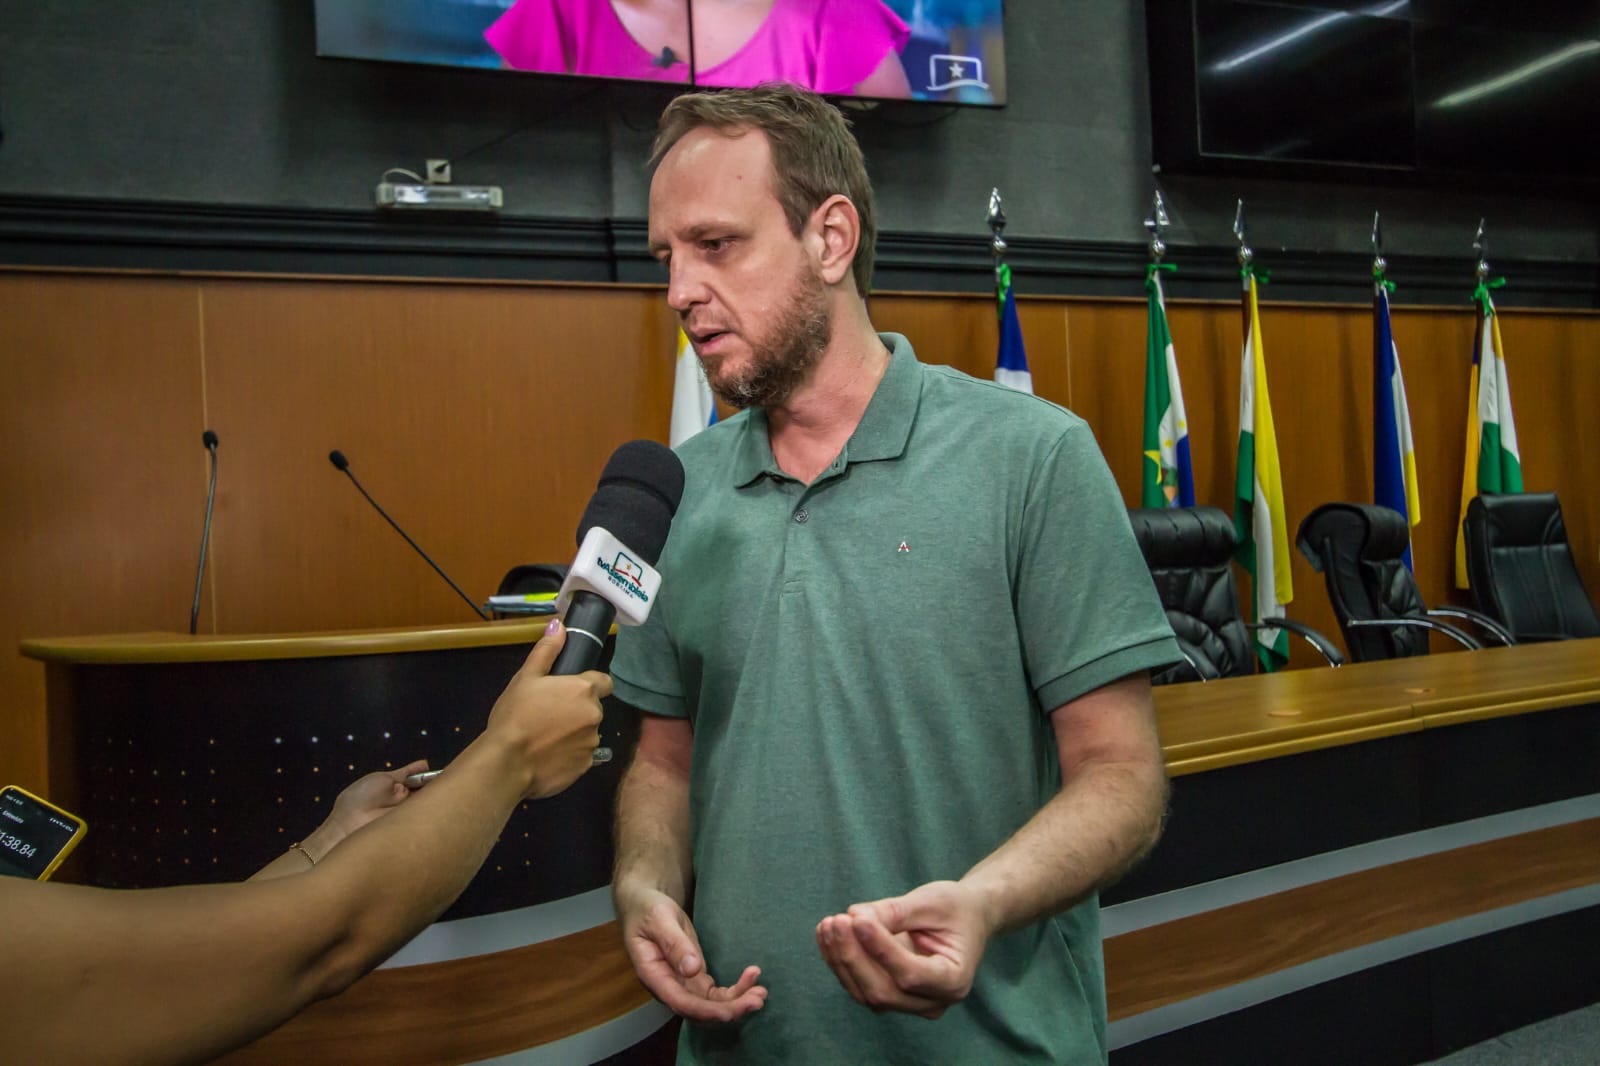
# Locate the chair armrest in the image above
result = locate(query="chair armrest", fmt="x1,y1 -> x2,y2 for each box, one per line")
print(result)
1175,646 -> 1215,683
1245,618 -> 1347,666
1426,606 -> 1516,646
1344,616 -> 1483,651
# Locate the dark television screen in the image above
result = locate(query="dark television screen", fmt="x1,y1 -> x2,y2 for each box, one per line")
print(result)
314,0 -> 1008,105
1147,0 -> 1600,186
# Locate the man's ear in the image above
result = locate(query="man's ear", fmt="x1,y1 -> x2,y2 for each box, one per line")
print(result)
810,194 -> 860,288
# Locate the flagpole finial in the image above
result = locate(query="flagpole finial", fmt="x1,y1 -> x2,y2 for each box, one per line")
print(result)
987,188 -> 1008,261
1145,189 -> 1170,262
1371,211 -> 1386,277
1473,218 -> 1489,280
1233,198 -> 1252,268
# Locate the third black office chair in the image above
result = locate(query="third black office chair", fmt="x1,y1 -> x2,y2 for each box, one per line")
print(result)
1463,492 -> 1600,641
1129,506 -> 1343,684
1296,502 -> 1513,662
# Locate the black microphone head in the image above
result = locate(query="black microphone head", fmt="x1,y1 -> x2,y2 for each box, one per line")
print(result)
328,449 -> 349,471
578,440 -> 685,566
202,429 -> 219,449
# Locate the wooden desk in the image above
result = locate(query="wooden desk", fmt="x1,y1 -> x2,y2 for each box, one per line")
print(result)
1112,638 -> 1600,1064
21,631 -> 1600,1065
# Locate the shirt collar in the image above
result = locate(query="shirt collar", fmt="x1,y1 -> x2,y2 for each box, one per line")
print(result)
729,333 -> 921,487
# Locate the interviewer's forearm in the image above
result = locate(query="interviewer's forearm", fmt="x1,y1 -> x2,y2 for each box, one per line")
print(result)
302,732 -> 533,992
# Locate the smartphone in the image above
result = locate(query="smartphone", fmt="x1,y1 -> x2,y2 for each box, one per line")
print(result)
0,785 -> 87,881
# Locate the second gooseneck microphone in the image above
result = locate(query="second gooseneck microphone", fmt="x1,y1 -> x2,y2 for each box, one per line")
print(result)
328,449 -> 489,621
190,430 -> 220,635
551,440 -> 686,676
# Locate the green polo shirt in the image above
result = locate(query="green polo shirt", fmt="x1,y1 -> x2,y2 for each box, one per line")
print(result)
613,333 -> 1179,1064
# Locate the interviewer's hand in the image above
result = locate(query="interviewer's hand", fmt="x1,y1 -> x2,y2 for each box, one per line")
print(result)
816,880 -> 992,1019
485,619 -> 611,799
617,886 -> 767,1024
323,759 -> 431,839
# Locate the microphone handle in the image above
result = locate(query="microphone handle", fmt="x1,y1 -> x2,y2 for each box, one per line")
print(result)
552,590 -> 615,675
190,445 -> 219,635
340,468 -> 490,621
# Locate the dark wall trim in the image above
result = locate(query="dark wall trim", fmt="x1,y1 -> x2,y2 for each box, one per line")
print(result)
3,195 -> 1596,309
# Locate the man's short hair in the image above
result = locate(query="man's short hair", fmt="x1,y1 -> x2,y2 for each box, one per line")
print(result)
651,83 -> 877,297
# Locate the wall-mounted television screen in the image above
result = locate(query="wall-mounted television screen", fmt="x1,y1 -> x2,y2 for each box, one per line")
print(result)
1146,0 -> 1600,188
315,0 -> 1007,105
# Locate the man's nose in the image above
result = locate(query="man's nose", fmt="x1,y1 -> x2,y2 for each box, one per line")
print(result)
666,258 -> 708,313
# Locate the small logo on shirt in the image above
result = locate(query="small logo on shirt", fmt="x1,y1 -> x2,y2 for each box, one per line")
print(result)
897,541 -> 912,554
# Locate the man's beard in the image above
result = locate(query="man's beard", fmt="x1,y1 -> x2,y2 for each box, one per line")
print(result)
698,266 -> 831,409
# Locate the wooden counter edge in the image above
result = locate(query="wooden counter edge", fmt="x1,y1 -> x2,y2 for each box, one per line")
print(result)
19,620 -> 558,665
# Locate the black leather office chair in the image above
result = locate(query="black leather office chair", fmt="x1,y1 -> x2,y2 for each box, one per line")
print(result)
1296,502 -> 1513,662
1463,493 -> 1600,641
1129,506 -> 1344,684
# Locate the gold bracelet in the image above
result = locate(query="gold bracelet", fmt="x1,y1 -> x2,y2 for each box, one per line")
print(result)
288,841 -> 316,867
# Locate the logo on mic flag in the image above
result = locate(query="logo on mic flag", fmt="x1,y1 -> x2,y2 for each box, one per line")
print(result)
559,526 -> 663,624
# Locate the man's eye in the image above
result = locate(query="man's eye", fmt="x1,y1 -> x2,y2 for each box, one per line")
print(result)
701,238 -> 729,253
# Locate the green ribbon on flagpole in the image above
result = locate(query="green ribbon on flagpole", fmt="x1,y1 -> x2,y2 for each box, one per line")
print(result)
995,261 -> 1012,319
1145,261 -> 1176,291
1373,266 -> 1396,295
1240,262 -> 1271,283
1472,275 -> 1507,317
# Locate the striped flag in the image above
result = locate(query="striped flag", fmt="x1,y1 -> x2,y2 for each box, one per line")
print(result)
1373,282 -> 1421,570
1233,273 -> 1293,672
1141,265 -> 1196,508
669,328 -> 716,448
993,263 -> 1033,394
1454,282 -> 1523,587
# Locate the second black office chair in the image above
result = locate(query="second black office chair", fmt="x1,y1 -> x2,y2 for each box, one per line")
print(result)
1296,502 -> 1514,662
1129,506 -> 1344,684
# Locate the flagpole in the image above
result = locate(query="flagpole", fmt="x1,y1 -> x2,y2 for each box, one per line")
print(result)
987,188 -> 1034,394
1145,189 -> 1168,264
987,186 -> 1007,283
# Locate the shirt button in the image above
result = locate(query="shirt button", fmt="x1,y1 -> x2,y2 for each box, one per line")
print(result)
794,508 -> 810,524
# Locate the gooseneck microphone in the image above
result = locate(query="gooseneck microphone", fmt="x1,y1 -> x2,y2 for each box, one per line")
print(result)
552,440 -> 686,676
189,430 -> 220,635
328,449 -> 490,621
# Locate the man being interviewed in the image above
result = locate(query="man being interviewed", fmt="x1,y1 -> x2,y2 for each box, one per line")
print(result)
611,82 -> 1180,1063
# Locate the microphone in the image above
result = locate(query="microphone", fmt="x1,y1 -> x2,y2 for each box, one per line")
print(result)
552,440 -> 685,677
652,45 -> 682,68
190,430 -> 220,635
327,449 -> 490,621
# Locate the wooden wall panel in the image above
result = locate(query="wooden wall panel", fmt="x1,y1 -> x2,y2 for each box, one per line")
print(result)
1,275 -> 206,791
4,268 -> 1597,795
199,280 -> 679,634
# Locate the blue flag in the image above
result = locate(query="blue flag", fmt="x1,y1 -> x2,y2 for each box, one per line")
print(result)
1373,283 -> 1421,570
994,263 -> 1033,394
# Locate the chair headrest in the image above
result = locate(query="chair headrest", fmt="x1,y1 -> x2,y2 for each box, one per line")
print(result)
1466,492 -> 1565,547
1128,506 -> 1237,570
1296,502 -> 1409,570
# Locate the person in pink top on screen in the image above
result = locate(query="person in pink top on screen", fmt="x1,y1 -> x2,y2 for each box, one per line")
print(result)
485,0 -> 912,98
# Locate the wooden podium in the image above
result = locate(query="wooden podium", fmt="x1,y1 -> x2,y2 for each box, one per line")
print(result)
22,621 -> 673,1065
